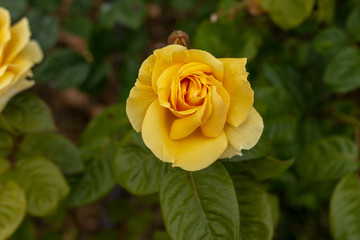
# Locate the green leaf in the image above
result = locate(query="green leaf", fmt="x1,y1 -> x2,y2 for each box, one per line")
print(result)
27,10 -> 60,51
30,0 -> 61,12
80,62 -> 111,93
81,104 -> 129,146
2,93 -> 55,133
99,0 -> 146,30
113,131 -> 169,195
64,17 -> 92,38
224,134 -> 272,162
35,50 -> 90,89
171,0 -> 195,11
316,0 -> 335,23
194,20 -> 237,57
233,176 -> 274,240
0,130 -> 13,158
312,27 -> 350,56
346,6 -> 360,41
14,157 -> 69,216
265,116 -> 297,143
268,194 -> 280,228
0,0 -> 27,22
235,28 -> 262,61
324,46 -> 360,93
65,144 -> 116,207
260,0 -> 315,30
0,181 -> 26,240
18,133 -> 84,175
296,136 -> 358,181
70,0 -> 92,14
226,157 -> 294,181
160,162 -> 240,240
330,173 -> 360,240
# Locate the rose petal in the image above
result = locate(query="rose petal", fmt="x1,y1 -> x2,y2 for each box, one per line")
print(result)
142,99 -> 228,171
0,7 -> 11,45
7,41 -> 43,81
219,58 -> 254,127
201,86 -> 227,138
0,73 -> 34,112
138,54 -> 156,86
152,45 -> 187,93
126,82 -> 157,132
3,18 -> 30,64
186,49 -> 224,81
224,107 -> 263,157
157,63 -> 182,108
170,98 -> 207,140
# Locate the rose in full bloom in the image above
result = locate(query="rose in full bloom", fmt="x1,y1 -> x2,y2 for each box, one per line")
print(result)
126,44 -> 263,171
0,7 -> 43,112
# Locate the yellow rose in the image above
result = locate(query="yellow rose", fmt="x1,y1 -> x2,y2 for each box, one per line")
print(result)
126,44 -> 263,171
0,7 -> 43,112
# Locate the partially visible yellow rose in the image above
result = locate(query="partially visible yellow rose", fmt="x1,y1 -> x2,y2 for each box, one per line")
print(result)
126,44 -> 263,171
0,7 -> 43,112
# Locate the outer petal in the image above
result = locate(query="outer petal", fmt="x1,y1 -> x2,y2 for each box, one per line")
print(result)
142,100 -> 228,171
7,41 -> 43,81
138,54 -> 156,86
0,74 -> 34,112
0,7 -> 11,45
3,18 -> 31,64
152,45 -> 187,93
224,107 -> 263,156
126,82 -> 157,132
219,58 -> 254,127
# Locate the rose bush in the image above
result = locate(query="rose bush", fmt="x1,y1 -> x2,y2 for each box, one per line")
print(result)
0,7 -> 43,112
126,44 -> 263,171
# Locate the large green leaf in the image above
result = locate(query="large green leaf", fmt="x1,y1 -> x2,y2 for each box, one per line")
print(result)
81,104 -> 129,146
296,136 -> 357,181
65,144 -> 116,207
2,94 -> 55,133
160,162 -> 240,240
34,50 -> 90,89
226,157 -> 294,181
113,131 -> 169,195
14,157 -> 69,216
99,0 -> 146,30
346,6 -> 360,41
0,130 -> 13,158
0,181 -> 26,240
224,134 -> 272,162
27,10 -> 60,51
324,47 -> 360,93
312,27 -> 350,56
260,0 -> 315,30
18,133 -> 84,175
233,176 -> 274,240
330,173 -> 360,240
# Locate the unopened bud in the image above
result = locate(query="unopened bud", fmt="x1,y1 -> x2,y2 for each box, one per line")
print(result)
168,30 -> 190,48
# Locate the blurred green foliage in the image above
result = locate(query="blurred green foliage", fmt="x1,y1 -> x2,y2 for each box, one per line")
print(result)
1,0 -> 360,239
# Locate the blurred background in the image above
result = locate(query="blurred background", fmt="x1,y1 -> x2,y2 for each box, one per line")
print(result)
2,0 -> 360,239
